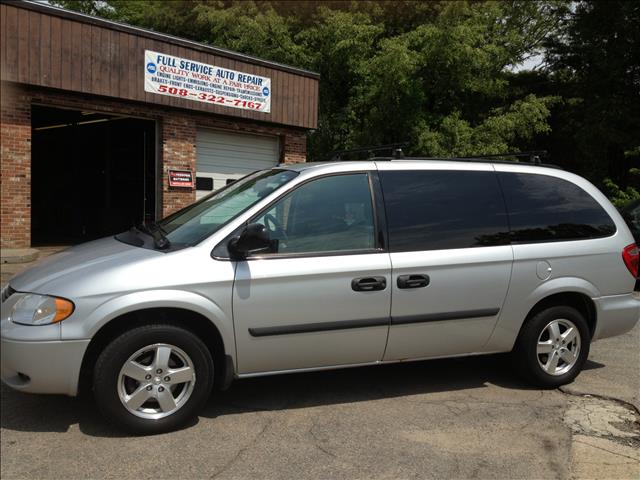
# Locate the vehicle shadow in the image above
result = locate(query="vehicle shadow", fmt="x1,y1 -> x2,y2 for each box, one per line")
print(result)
582,359 -> 605,371
1,352 -> 572,438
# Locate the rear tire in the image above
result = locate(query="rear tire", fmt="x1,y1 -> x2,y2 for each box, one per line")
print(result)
93,324 -> 214,435
513,306 -> 590,387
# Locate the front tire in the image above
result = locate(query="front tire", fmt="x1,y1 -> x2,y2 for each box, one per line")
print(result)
513,306 -> 590,387
93,324 -> 214,435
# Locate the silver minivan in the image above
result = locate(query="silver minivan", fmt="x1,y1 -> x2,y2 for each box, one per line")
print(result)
2,159 -> 639,434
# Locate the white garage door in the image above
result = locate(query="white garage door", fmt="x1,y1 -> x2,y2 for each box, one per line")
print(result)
196,129 -> 280,199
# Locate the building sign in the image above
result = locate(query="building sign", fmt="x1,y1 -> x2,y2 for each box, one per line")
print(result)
144,50 -> 271,113
168,169 -> 194,188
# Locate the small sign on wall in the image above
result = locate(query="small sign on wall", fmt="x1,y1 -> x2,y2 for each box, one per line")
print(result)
168,170 -> 194,188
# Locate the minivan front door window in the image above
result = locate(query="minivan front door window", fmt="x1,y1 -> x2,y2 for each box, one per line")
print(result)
253,173 -> 376,254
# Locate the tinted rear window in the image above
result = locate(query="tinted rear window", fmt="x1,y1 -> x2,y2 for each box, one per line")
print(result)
380,170 -> 510,252
498,172 -> 616,243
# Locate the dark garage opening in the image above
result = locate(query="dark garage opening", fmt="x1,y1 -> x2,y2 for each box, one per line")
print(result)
31,105 -> 156,246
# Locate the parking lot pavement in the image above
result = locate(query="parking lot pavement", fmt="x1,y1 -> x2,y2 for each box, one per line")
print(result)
564,318 -> 640,411
560,322 -> 640,479
0,355 -> 569,479
2,321 -> 638,480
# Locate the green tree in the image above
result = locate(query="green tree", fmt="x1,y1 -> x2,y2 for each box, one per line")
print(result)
295,7 -> 385,157
352,1 -> 563,156
544,0 -> 640,189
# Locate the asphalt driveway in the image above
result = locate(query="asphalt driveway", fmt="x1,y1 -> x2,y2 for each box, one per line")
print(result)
2,322 -> 638,479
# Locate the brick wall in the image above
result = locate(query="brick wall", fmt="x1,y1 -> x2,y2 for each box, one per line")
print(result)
0,82 -> 309,248
283,133 -> 307,164
161,113 -> 197,217
0,84 -> 31,248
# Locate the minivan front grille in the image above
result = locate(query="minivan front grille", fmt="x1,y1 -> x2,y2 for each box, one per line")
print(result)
1,284 -> 15,303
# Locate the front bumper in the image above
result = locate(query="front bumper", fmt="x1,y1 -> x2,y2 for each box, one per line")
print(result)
593,293 -> 640,341
1,290 -> 90,396
1,336 -> 90,396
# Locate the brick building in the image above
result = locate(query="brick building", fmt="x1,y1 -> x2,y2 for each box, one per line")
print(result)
0,0 -> 318,248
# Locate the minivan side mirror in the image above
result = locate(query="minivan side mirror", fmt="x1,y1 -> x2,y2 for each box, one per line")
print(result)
228,223 -> 272,258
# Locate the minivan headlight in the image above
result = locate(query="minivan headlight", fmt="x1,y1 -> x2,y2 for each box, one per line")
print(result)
10,294 -> 75,326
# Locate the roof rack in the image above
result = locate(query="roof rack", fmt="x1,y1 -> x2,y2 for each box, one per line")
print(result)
330,143 -> 408,161
460,151 -> 548,165
329,145 -> 560,168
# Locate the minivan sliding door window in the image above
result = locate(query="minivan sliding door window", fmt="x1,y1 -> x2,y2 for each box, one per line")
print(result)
379,170 -> 510,252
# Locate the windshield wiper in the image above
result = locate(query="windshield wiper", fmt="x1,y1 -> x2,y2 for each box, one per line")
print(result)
137,221 -> 171,250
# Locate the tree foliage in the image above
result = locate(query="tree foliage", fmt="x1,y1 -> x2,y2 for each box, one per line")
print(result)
542,0 -> 640,197
52,0 -> 638,195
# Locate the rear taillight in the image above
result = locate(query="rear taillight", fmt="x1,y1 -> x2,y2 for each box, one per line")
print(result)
622,244 -> 639,278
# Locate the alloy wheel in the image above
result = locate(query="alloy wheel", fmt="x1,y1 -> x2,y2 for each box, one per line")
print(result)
536,319 -> 581,376
117,343 -> 196,419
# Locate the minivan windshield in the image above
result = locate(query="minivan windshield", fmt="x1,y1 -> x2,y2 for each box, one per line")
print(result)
157,169 -> 298,246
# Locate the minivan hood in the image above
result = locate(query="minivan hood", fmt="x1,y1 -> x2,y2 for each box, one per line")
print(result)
9,237 -> 161,294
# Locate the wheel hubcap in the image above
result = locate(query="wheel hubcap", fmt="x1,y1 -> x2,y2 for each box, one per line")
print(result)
536,319 -> 581,376
117,343 -> 196,420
